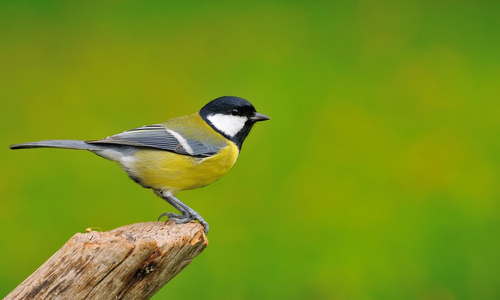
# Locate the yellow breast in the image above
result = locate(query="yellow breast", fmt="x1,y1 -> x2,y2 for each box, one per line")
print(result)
129,141 -> 239,194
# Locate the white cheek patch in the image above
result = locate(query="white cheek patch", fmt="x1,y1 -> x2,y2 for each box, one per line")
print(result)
207,114 -> 247,137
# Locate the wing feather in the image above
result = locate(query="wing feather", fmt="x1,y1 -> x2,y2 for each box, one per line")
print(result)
87,124 -> 219,157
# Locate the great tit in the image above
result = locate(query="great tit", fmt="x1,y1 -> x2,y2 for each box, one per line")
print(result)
10,96 -> 270,234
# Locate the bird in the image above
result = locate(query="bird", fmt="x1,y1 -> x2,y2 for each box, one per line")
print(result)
10,96 -> 270,234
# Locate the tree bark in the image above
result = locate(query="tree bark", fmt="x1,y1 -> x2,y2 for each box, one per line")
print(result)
5,221 -> 208,300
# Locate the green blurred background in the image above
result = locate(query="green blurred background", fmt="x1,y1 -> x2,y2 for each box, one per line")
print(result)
1,1 -> 499,299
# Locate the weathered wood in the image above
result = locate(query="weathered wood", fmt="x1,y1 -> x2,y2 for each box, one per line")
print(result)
6,221 -> 208,300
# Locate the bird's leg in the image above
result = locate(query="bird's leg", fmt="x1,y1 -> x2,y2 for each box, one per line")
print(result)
154,189 -> 209,234
154,190 -> 190,222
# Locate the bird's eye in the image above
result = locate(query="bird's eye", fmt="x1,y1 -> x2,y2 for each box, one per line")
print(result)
229,108 -> 240,116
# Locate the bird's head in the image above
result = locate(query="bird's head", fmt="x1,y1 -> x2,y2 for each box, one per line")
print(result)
199,96 -> 270,149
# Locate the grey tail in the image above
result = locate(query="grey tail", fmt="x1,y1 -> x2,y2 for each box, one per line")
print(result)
9,140 -> 103,151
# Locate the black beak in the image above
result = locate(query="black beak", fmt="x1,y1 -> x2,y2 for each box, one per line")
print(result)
250,112 -> 271,122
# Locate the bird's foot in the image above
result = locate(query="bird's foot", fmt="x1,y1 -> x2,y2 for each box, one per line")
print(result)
157,211 -> 209,234
158,212 -> 191,223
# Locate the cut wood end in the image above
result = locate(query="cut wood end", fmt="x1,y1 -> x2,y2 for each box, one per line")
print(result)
76,221 -> 208,246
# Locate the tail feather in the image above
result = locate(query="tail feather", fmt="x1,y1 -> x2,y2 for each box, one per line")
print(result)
9,140 -> 103,151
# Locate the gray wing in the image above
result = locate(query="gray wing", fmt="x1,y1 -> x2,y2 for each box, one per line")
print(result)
87,124 -> 220,157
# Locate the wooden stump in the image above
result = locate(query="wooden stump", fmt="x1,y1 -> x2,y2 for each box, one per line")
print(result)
5,221 -> 208,300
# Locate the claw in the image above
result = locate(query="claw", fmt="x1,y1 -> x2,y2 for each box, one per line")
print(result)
158,212 -> 190,223
158,212 -> 182,221
198,218 -> 209,234
157,212 -> 169,222
157,211 -> 209,234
